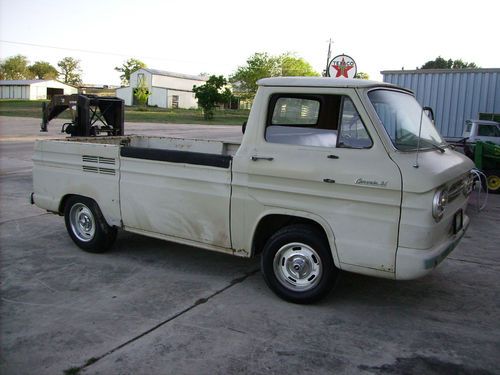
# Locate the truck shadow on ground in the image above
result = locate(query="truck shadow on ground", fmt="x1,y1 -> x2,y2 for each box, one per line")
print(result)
109,229 -> 259,273
109,229 -> 468,312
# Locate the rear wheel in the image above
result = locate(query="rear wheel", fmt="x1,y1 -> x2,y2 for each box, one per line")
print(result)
64,196 -> 117,253
261,224 -> 338,303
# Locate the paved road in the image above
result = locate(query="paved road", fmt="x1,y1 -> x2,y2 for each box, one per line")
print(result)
0,116 -> 499,375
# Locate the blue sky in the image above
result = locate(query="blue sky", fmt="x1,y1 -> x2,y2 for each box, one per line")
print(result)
1,0 -> 499,85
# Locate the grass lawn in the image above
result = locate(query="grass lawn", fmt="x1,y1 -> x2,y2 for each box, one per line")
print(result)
0,100 -> 250,126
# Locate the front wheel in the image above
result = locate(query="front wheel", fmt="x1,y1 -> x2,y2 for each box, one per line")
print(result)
261,224 -> 338,303
64,196 -> 117,253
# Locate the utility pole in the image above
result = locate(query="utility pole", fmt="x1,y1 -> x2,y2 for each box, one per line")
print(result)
324,38 -> 333,77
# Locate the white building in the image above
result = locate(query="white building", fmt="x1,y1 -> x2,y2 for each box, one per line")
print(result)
0,80 -> 77,100
116,68 -> 207,109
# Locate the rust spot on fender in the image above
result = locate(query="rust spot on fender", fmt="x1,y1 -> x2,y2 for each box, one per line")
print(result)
234,248 -> 249,257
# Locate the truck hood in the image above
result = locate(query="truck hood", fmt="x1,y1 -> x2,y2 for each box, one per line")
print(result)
390,148 -> 474,193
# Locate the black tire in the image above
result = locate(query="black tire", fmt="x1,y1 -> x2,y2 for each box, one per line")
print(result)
261,224 -> 338,304
64,196 -> 117,253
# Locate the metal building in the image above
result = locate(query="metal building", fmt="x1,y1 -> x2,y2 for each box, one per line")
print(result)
116,68 -> 207,109
381,68 -> 500,137
0,80 -> 77,100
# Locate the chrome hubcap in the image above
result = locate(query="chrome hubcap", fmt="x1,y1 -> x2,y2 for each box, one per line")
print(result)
273,242 -> 322,291
69,203 -> 95,242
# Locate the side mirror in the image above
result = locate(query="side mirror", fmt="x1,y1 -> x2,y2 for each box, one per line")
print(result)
242,121 -> 247,134
423,106 -> 434,122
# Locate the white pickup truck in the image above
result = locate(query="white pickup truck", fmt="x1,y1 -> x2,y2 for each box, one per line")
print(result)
32,77 -> 475,303
462,120 -> 500,145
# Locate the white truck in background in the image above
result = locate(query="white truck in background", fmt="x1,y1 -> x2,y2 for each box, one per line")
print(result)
32,77 -> 474,303
446,119 -> 500,148
462,120 -> 500,145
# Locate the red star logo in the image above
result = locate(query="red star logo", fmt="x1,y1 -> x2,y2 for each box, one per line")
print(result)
332,58 -> 353,78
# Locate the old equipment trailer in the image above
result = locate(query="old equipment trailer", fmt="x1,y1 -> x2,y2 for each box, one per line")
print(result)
41,93 -> 124,137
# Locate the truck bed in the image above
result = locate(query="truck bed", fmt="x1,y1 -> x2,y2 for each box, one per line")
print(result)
33,135 -> 240,250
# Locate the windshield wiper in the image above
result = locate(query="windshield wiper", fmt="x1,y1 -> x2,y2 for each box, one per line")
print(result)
395,138 -> 446,153
426,141 -> 446,153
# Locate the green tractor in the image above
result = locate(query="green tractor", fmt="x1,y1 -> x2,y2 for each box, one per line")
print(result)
472,141 -> 500,193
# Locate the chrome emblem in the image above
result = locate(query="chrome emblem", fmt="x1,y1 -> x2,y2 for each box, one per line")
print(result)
355,178 -> 388,188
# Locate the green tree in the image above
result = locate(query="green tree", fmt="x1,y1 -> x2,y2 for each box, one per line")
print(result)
29,61 -> 58,80
115,58 -> 147,85
451,59 -> 479,69
58,57 -> 82,86
230,52 -> 319,100
193,75 -> 231,120
279,54 -> 319,76
133,75 -> 151,107
230,53 -> 278,100
420,56 -> 479,69
354,72 -> 370,79
0,54 -> 33,80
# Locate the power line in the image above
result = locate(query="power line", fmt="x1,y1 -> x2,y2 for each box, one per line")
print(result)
0,39 -> 319,74
0,39 -> 129,57
0,39 -> 196,64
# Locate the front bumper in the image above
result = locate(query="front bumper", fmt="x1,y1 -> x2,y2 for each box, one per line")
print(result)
395,214 -> 470,280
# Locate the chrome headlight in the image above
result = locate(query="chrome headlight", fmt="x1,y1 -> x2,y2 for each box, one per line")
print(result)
432,188 -> 448,221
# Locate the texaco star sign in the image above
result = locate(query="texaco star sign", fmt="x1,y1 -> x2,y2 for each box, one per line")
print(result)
328,54 -> 357,79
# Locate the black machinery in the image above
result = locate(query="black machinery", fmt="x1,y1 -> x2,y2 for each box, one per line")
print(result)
41,94 -> 124,137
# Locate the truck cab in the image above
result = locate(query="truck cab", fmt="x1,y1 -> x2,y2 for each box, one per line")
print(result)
235,78 -> 474,285
463,119 -> 500,145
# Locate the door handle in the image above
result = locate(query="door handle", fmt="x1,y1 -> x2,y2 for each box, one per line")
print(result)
323,178 -> 336,183
251,156 -> 274,161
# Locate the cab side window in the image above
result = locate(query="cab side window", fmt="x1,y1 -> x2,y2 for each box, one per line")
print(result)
478,124 -> 500,137
265,94 -> 371,149
338,97 -> 373,148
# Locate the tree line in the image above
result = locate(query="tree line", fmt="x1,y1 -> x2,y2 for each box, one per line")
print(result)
191,54 -> 479,119
0,53 -> 479,118
0,55 -> 84,85
419,56 -> 478,69
0,51 -> 366,89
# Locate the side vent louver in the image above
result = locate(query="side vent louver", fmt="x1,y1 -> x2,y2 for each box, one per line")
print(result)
82,155 -> 116,176
99,168 -> 115,175
82,166 -> 99,173
82,155 -> 99,163
99,157 -> 115,165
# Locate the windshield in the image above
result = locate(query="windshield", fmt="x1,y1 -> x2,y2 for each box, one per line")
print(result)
368,90 -> 444,151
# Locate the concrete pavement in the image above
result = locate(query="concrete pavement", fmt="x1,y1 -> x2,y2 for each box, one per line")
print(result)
0,116 -> 244,143
0,116 -> 499,375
